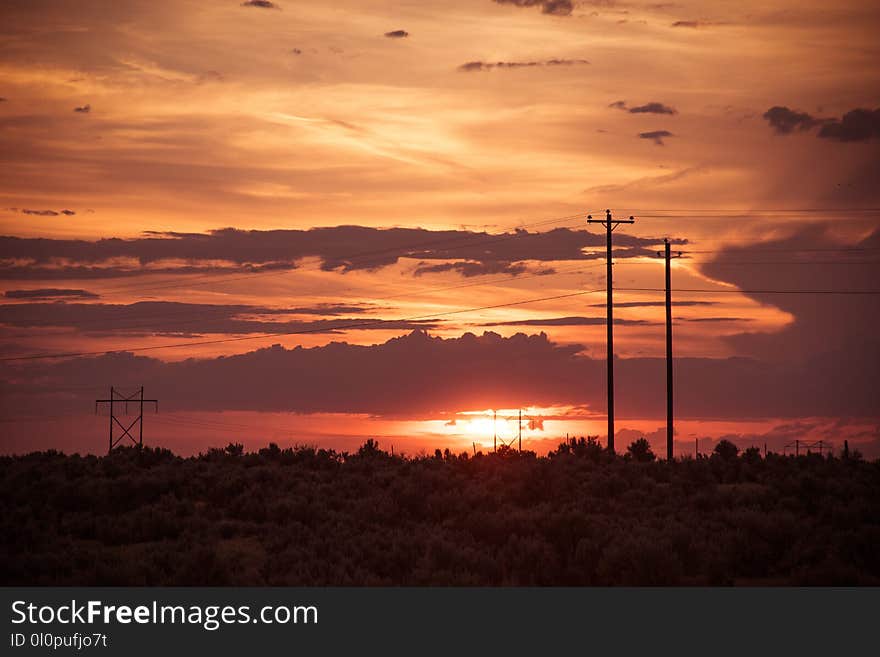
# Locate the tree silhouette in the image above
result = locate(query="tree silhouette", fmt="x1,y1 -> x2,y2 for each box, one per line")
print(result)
713,439 -> 740,461
742,446 -> 761,464
627,437 -> 656,462
358,438 -> 381,457
225,442 -> 244,457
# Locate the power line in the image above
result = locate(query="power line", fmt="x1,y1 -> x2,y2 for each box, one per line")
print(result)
613,260 -> 880,266
684,246 -> 880,253
615,207 -> 880,213
616,287 -> 880,295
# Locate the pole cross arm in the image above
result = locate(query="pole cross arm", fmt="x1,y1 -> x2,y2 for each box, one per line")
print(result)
587,209 -> 635,225
95,399 -> 159,410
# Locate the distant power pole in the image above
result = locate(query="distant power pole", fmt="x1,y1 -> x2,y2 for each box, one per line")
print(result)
95,386 -> 158,454
493,410 -> 497,453
587,209 -> 635,453
518,409 -> 522,453
657,238 -> 682,461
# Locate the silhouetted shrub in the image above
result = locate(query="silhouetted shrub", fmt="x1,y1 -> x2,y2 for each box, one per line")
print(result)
626,438 -> 656,462
714,439 -> 740,461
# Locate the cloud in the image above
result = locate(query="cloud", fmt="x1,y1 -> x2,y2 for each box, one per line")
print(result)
0,300 -> 440,336
679,317 -> 753,323
763,106 -> 822,134
4,288 -> 99,300
763,105 -> 880,142
817,108 -> 880,142
73,104 -> 90,113
18,208 -> 75,217
458,58 -> 589,72
671,20 -> 718,28
700,224 -> 880,366
413,261 -> 540,277
493,0 -> 574,16
241,0 -> 279,8
478,316 -> 657,327
0,225 -> 681,280
4,328 -> 877,420
287,303 -> 383,316
384,30 -> 409,39
611,101 -> 678,115
21,209 -> 58,216
638,129 -> 673,145
629,102 -> 677,115
0,263 -> 298,281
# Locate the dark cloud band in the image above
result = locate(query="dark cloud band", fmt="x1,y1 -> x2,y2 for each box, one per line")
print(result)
0,225 -> 681,279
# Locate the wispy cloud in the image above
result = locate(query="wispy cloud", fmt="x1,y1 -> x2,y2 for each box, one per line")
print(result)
479,316 -> 657,327
16,208 -> 76,216
610,100 -> 678,115
638,129 -> 673,145
4,288 -> 99,300
458,58 -> 588,72
241,0 -> 279,8
493,0 -> 573,17
671,20 -> 722,28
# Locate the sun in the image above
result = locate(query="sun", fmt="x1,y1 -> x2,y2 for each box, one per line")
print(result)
463,416 -> 496,439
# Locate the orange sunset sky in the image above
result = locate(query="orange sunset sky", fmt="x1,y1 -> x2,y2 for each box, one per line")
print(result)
1,0 -> 878,456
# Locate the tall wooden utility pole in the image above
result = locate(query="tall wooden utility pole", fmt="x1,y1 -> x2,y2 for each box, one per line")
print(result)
658,238 -> 681,460
587,210 -> 634,453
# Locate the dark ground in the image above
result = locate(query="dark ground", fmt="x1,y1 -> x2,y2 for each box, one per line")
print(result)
2,438 -> 879,585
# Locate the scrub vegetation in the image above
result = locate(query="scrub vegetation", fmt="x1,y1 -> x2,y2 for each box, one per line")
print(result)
2,438 -> 878,585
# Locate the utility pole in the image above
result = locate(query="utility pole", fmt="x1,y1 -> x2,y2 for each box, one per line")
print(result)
518,409 -> 522,453
587,209 -> 635,453
657,238 -> 682,461
95,386 -> 158,454
493,410 -> 497,453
